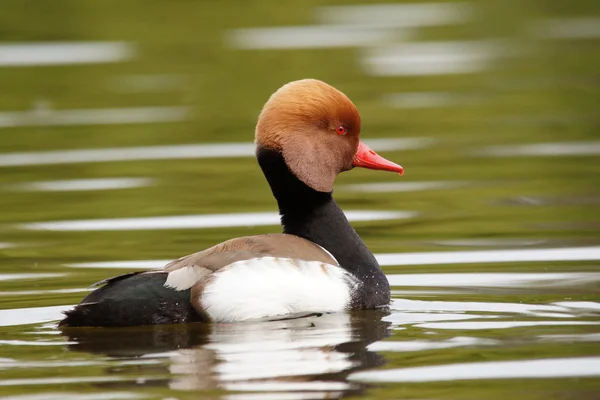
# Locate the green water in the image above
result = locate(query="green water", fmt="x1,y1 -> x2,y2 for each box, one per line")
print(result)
1,0 -> 599,399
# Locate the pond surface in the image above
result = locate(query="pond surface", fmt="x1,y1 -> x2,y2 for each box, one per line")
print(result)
0,274 -> 599,399
1,0 -> 599,399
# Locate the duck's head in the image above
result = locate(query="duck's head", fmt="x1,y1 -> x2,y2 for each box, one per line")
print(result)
256,79 -> 403,192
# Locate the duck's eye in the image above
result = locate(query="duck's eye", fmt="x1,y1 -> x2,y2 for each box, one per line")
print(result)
335,126 -> 346,135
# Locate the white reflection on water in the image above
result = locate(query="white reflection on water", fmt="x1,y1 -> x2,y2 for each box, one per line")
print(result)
0,137 -> 426,167
66,259 -> 170,269
341,180 -> 466,193
367,333 -> 600,354
0,42 -> 133,67
367,336 -> 495,352
382,312 -> 492,325
0,288 -> 88,297
0,106 -> 189,128
23,210 -> 415,231
363,41 -> 500,76
554,301 -> 600,311
229,26 -> 400,49
430,238 -> 546,247
0,393 -> 144,400
111,74 -> 184,93
533,17 -> 600,39
229,3 -> 469,51
0,376 -> 136,387
0,273 -> 64,282
417,321 -> 599,330
225,392 -> 338,400
168,313 -> 361,392
0,340 -> 76,346
0,358 -> 160,369
387,272 -> 600,288
391,298 -> 567,315
63,246 -> 600,269
349,356 -> 600,382
230,2 -> 470,51
52,311 -> 387,398
10,178 -> 154,192
377,246 -> 600,265
539,333 -> 600,342
316,2 -> 470,28
383,92 -> 476,109
481,141 -> 600,157
0,306 -> 71,327
1,290 -> 597,398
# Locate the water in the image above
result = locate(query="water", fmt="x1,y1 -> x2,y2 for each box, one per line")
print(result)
1,0 -> 599,399
0,284 -> 598,399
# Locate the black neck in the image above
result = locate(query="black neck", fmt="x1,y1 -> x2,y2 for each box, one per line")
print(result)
256,147 -> 390,307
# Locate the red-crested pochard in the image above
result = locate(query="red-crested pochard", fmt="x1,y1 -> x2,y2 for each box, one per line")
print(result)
60,79 -> 404,327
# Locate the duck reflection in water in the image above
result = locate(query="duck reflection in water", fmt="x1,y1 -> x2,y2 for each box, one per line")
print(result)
61,310 -> 390,397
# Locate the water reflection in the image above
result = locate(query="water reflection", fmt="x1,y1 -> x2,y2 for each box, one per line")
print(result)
63,323 -> 211,358
21,210 -> 414,231
61,310 -> 390,397
62,247 -> 600,269
0,393 -> 143,400
349,356 -> 600,383
0,306 -> 71,327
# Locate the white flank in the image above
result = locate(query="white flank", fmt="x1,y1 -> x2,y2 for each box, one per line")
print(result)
200,257 -> 356,322
0,42 -> 133,66
0,137 -> 427,167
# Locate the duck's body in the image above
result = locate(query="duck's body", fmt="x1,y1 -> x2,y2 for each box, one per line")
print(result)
60,79 -> 403,327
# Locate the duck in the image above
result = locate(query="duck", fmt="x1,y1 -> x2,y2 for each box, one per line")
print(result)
59,79 -> 404,327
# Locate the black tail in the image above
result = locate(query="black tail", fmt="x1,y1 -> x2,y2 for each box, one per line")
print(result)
59,271 -> 204,327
